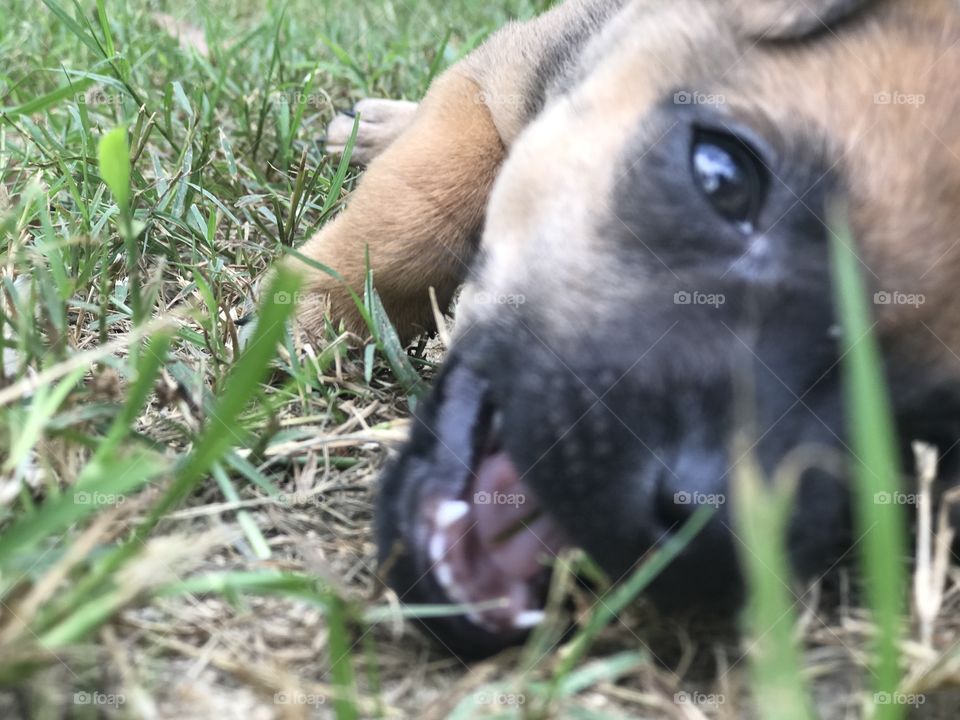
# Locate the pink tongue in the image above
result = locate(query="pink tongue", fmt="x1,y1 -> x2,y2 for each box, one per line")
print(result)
473,453 -> 566,579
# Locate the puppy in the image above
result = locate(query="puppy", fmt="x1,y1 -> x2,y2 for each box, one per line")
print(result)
283,0 -> 960,656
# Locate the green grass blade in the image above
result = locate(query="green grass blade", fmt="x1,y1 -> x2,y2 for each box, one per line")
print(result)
0,77 -> 94,118
94,0 -> 115,58
0,448 -> 166,575
39,269 -> 301,625
40,0 -> 104,56
325,592 -> 360,720
211,462 -> 272,560
550,507 -> 714,688
368,287 -> 422,394
828,203 -> 906,718
320,114 -> 361,216
146,267 -> 302,524
732,443 -> 814,720
98,126 -> 130,212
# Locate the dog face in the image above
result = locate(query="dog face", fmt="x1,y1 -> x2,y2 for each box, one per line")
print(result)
377,0 -> 960,657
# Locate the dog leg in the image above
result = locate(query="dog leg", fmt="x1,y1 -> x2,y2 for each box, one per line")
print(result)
286,0 -> 622,342
326,98 -> 420,166
287,70 -> 505,342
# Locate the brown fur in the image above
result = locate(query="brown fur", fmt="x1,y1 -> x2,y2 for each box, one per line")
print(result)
284,71 -> 505,341
287,0 -> 622,342
288,0 -> 960,376
735,0 -> 960,364
462,0 -> 960,375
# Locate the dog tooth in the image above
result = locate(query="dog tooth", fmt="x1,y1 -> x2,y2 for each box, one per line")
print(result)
491,410 -> 504,435
435,562 -> 454,590
429,533 -> 447,563
513,610 -> 546,629
435,500 -> 470,529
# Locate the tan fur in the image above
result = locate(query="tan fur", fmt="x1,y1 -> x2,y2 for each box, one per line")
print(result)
286,0 -> 619,341
285,70 -> 505,341
460,0 -> 730,336
733,0 -> 960,363
287,0 -> 960,381
465,0 -> 960,381
461,0 -> 620,144
729,0 -> 872,38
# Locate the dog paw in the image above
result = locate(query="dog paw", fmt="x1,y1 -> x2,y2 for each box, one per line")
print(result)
325,98 -> 419,166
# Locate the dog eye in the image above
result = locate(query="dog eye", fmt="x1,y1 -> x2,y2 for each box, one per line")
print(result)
691,130 -> 766,230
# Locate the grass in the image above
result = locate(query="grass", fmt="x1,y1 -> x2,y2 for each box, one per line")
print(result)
0,1 -> 958,718
828,204 -> 909,719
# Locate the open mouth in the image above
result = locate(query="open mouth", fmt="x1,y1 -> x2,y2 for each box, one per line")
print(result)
413,366 -> 570,636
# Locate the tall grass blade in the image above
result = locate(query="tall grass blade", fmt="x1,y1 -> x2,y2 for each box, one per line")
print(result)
828,203 -> 906,718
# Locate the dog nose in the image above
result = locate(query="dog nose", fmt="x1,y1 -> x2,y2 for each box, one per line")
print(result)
651,449 -> 729,533
633,451 -> 743,611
